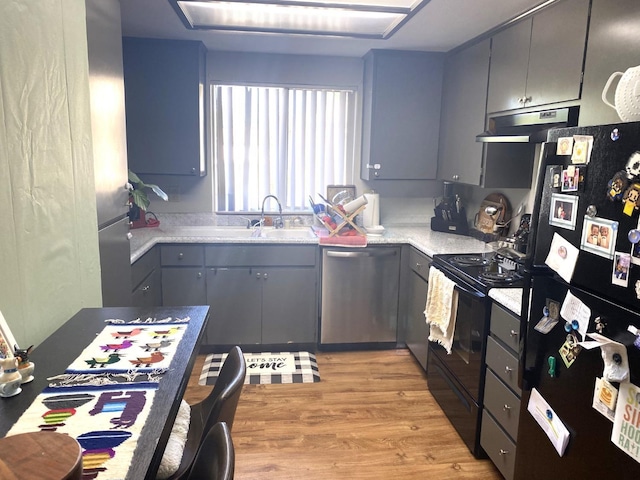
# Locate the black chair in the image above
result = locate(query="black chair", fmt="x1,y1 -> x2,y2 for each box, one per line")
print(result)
165,346 -> 245,480
187,422 -> 235,480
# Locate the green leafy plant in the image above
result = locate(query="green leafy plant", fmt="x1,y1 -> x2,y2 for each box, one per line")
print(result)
128,170 -> 168,210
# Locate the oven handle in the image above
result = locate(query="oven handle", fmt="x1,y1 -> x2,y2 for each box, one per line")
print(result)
430,264 -> 485,299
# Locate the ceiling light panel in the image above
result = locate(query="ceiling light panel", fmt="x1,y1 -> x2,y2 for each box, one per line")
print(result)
172,0 -> 429,38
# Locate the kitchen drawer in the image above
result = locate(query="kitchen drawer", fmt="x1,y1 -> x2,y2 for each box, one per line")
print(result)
490,303 -> 520,354
481,410 -> 517,480
205,245 -> 316,267
160,245 -> 204,266
132,247 -> 159,288
486,335 -> 520,394
409,248 -> 431,280
483,369 -> 520,441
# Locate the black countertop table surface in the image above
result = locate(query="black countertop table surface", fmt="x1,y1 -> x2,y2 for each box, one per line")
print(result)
0,305 -> 209,480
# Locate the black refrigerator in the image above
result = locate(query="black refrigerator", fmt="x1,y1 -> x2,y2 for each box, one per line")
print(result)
516,121 -> 640,478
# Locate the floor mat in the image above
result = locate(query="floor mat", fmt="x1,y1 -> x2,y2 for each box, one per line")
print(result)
199,351 -> 321,385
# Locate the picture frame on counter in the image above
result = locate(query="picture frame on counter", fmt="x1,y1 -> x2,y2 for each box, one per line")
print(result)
0,310 -> 18,358
550,193 -> 578,230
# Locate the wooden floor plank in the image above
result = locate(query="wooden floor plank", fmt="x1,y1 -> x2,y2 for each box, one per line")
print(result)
185,349 -> 501,480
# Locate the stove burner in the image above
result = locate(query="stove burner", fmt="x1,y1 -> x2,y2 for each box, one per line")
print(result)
450,255 -> 488,267
480,271 -> 518,284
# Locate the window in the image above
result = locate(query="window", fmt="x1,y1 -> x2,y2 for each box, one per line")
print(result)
212,84 -> 356,212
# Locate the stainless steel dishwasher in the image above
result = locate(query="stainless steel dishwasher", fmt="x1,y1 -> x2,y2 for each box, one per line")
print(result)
320,246 -> 400,345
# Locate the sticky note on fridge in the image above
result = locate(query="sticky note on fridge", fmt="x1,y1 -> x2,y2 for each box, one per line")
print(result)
527,388 -> 571,456
545,233 -> 579,283
560,290 -> 590,340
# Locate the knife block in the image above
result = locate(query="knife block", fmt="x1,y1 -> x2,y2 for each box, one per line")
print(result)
431,208 -> 469,236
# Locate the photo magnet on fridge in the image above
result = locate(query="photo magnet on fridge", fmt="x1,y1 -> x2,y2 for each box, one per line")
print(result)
580,216 -> 618,260
612,252 -> 631,287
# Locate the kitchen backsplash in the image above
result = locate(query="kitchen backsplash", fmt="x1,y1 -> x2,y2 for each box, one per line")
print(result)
153,196 -> 433,228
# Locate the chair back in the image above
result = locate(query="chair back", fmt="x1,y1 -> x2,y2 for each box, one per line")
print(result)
202,346 -> 246,432
187,422 -> 234,480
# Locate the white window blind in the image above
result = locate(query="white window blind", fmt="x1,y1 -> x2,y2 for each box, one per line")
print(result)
212,84 -> 356,212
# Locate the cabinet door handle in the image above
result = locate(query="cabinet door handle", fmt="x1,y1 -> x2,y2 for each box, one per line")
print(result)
525,96 -> 532,103
510,330 -> 518,337
499,449 -> 509,456
197,272 -> 202,279
505,366 -> 514,374
256,272 -> 261,278
503,404 -> 511,411
178,252 -> 184,260
263,273 -> 268,280
452,174 -> 459,181
142,285 -> 150,292
416,263 -> 422,268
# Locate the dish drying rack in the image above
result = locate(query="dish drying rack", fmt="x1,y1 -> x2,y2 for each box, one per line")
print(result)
315,203 -> 367,237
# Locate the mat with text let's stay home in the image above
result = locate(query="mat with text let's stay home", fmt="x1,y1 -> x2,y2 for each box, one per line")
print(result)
199,351 -> 320,385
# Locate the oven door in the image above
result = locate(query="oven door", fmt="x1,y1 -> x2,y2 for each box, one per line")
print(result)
427,264 -> 489,401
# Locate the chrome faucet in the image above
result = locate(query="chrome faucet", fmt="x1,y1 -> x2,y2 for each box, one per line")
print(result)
261,195 -> 284,229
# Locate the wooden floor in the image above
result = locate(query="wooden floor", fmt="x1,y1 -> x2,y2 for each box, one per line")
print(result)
185,348 -> 502,480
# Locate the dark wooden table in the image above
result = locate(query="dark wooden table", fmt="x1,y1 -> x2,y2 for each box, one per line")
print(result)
0,306 -> 209,480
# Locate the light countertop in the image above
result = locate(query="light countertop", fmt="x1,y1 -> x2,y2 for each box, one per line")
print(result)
129,222 -> 522,315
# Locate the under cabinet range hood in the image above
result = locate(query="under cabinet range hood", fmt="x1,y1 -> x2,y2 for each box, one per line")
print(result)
476,106 -> 579,143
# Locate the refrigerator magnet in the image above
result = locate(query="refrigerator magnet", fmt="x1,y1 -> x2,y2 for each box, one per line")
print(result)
550,193 -> 578,230
607,171 -> 628,202
546,233 -> 579,283
592,377 -> 617,422
559,339 -> 581,368
557,137 -> 574,155
622,183 -> 640,216
612,252 -> 631,287
580,217 -> 618,260
571,135 -> 593,164
561,166 -> 579,192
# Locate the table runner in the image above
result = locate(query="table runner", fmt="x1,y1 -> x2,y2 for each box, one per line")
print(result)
8,384 -> 157,479
66,323 -> 186,373
6,315 -> 191,480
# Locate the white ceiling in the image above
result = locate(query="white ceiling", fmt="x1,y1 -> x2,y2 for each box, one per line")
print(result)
119,0 -> 550,57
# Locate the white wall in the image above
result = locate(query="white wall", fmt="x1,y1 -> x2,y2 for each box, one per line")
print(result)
0,0 -> 102,348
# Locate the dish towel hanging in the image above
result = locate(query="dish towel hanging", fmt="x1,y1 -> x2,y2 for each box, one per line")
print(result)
424,267 -> 459,354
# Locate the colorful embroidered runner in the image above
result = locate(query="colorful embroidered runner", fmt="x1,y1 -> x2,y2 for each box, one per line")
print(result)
8,384 -> 157,480
6,315 -> 192,480
66,323 -> 186,373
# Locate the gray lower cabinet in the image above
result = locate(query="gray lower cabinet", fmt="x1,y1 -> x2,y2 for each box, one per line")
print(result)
481,303 -> 522,480
204,245 -> 318,347
487,0 -> 589,113
131,247 -> 162,307
160,245 -> 207,306
405,248 -> 430,370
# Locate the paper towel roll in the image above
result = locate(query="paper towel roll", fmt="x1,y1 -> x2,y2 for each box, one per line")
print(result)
362,193 -> 380,227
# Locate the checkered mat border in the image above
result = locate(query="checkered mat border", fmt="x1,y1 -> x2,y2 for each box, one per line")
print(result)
199,351 -> 321,385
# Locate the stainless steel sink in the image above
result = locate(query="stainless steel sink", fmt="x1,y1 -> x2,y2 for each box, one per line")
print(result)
255,227 -> 316,239
174,226 -> 316,239
174,226 -> 255,237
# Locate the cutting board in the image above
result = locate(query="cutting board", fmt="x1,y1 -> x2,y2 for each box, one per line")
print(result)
475,193 -> 511,234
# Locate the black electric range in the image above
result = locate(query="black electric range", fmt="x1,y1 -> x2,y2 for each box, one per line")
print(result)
432,252 -> 526,294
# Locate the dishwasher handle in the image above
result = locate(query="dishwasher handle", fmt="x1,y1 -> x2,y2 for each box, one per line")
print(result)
325,249 -> 397,259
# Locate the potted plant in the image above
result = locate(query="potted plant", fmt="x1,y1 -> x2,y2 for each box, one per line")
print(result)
128,170 -> 168,229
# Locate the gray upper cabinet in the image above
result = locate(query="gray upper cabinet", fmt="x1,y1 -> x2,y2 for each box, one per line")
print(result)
122,37 -> 206,176
438,39 -> 490,185
579,0 -> 640,126
361,50 -> 444,180
487,0 -> 590,114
